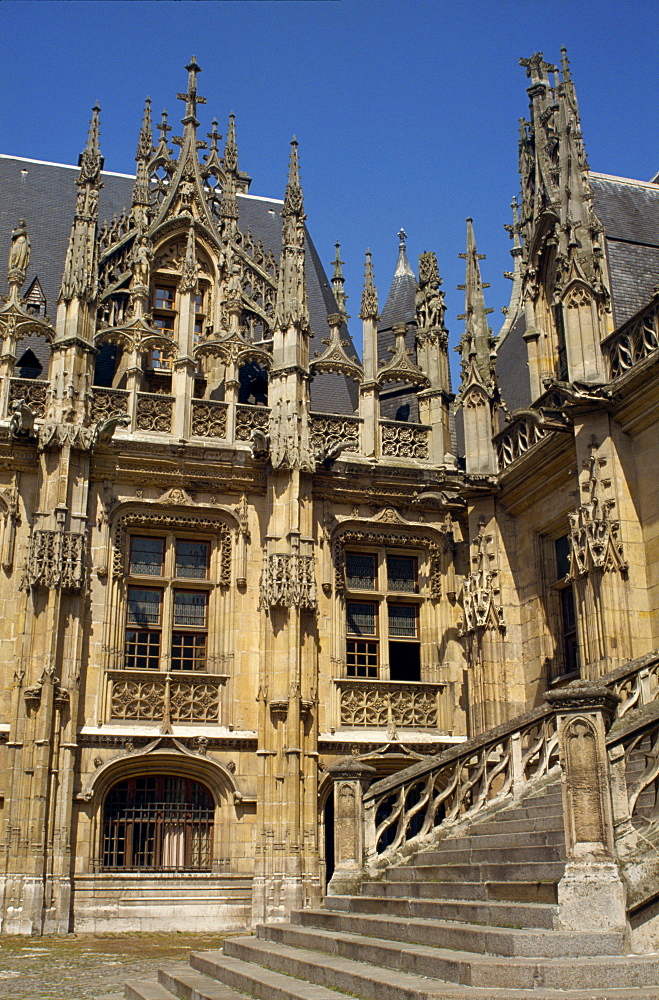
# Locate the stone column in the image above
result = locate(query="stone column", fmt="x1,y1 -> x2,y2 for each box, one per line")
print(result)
545,682 -> 627,932
326,757 -> 376,896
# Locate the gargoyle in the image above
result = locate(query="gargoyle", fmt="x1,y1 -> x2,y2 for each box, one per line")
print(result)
8,400 -> 35,440
95,414 -> 131,445
250,427 -> 269,461
317,439 -> 349,470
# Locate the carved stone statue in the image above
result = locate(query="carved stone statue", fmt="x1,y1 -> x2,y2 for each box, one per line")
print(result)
132,237 -> 153,288
8,220 -> 30,282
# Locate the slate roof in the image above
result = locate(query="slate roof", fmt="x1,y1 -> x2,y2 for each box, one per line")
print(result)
0,155 -> 358,415
590,172 -> 659,326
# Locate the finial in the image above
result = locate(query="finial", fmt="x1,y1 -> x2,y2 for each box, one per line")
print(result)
177,55 -> 206,124
560,45 -> 571,80
360,249 -> 379,321
331,242 -> 348,317
157,109 -> 171,143
207,118 -> 221,153
394,228 -> 414,278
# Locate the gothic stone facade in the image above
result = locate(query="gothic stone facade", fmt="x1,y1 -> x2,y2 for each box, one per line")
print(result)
0,52 -> 657,934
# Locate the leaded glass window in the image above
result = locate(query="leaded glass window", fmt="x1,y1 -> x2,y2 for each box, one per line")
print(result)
387,555 -> 417,592
346,552 -> 376,590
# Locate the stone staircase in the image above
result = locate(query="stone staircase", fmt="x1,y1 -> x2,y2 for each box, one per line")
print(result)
124,776 -> 659,1000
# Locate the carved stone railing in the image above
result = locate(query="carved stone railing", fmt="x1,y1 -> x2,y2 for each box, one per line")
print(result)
309,412 -> 361,460
603,650 -> 659,719
191,400 -> 228,439
380,419 -> 430,460
235,403 -> 270,441
8,377 -> 48,418
331,647 -> 659,881
108,670 -> 227,724
494,413 -> 547,470
90,387 -> 129,422
363,706 -> 559,865
603,297 -> 659,380
136,392 -> 174,433
335,679 -> 448,731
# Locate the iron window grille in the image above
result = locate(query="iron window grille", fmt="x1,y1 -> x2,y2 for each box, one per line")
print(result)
101,776 -> 214,871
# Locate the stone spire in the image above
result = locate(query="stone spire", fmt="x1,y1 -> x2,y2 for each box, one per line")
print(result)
457,218 -> 495,394
274,138 -> 308,331
359,249 -> 379,323
456,219 -> 498,475
218,113 -> 239,223
131,97 -> 153,225
331,242 -> 348,318
59,104 -> 103,304
282,137 -> 305,248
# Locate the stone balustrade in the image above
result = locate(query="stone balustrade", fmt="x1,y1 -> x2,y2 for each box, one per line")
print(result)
334,678 -> 448,731
603,298 -> 659,380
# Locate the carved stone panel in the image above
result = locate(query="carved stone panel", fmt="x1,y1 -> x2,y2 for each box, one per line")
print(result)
136,393 -> 174,432
191,400 -> 228,439
380,420 -> 430,460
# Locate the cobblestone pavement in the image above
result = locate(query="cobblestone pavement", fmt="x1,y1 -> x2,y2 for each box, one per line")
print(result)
0,932 -> 232,999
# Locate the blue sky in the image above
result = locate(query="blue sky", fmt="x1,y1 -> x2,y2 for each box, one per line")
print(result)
2,0 -> 658,368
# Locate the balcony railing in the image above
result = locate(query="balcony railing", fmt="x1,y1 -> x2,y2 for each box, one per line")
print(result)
135,393 -> 174,433
8,377 -> 48,418
108,669 -> 227,724
334,678 -> 449,732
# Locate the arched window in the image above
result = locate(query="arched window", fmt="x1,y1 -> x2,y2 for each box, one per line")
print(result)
102,774 -> 214,871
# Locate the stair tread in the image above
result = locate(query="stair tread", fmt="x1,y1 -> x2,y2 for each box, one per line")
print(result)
159,963 -> 265,1000
125,978 -> 178,1000
190,948 -> 380,1000
279,914 -> 626,960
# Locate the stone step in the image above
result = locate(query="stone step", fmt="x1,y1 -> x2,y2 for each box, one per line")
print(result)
434,828 -> 565,850
158,962 -> 272,1000
189,947 -> 388,1000
126,980 -> 177,1000
288,906 -> 626,958
465,813 -> 564,835
324,892 -> 559,929
412,844 -> 565,865
221,935 -> 465,1000
387,859 -> 566,883
226,931 -> 659,994
366,877 -> 559,903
